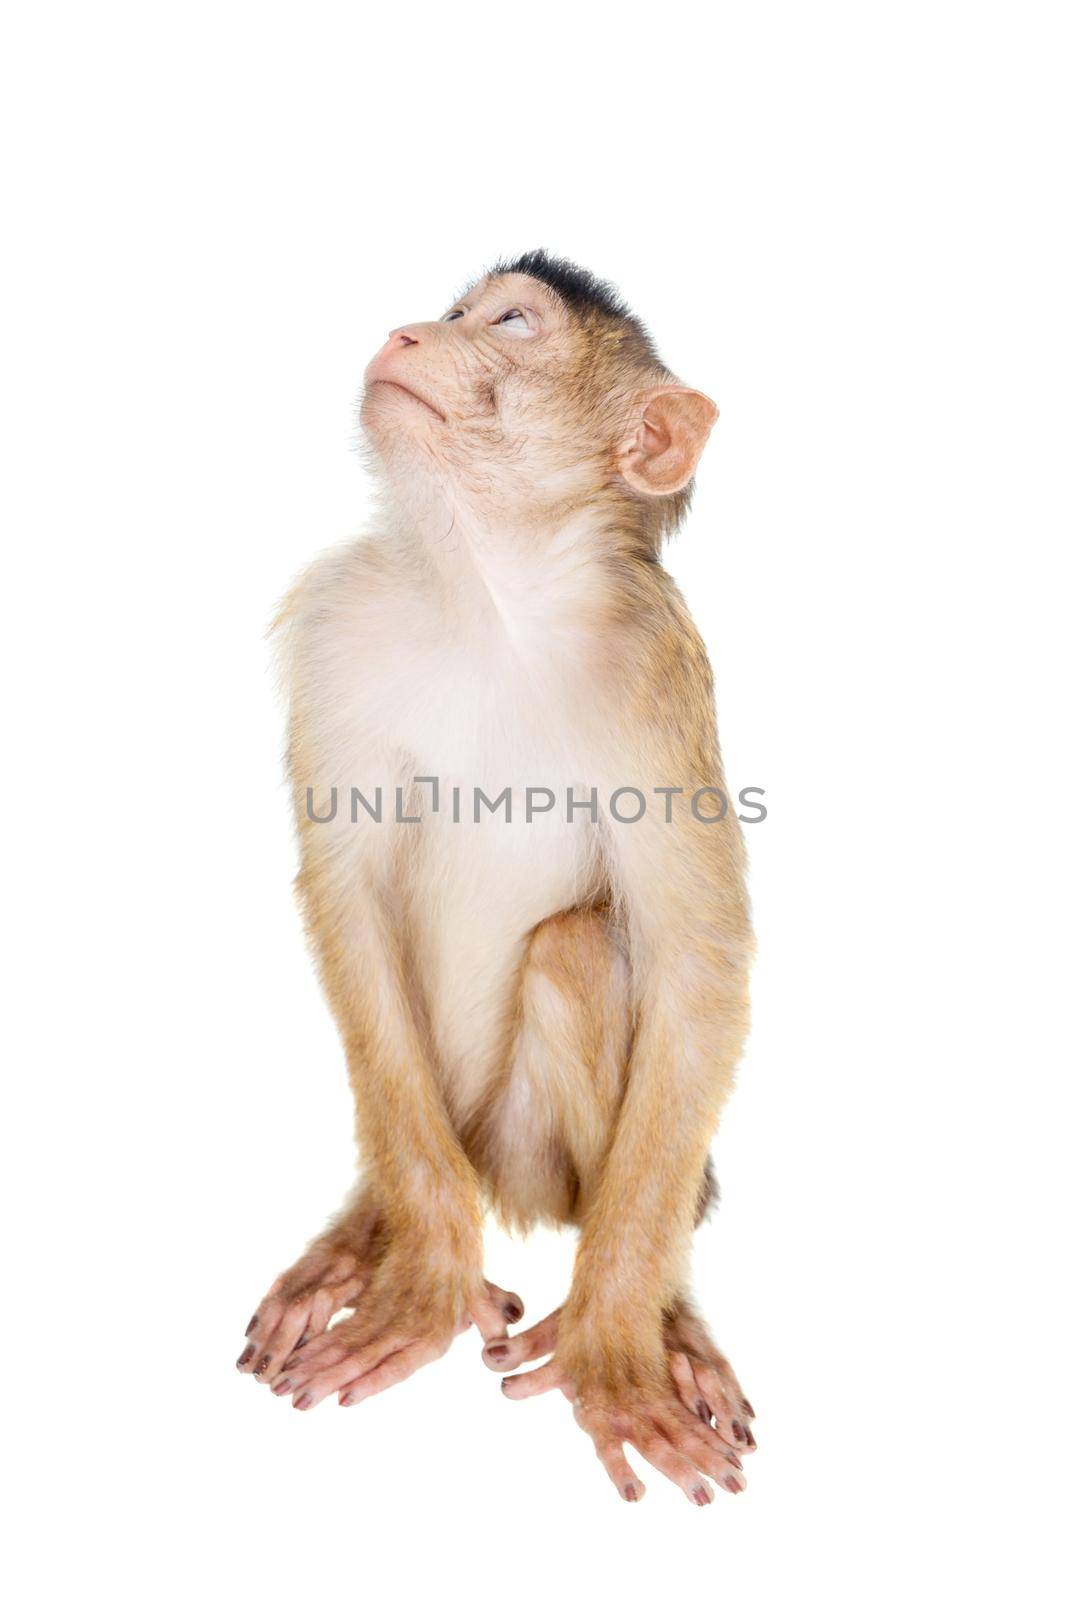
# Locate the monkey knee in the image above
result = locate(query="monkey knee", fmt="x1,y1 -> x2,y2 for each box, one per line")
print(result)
693,1155 -> 719,1226
525,908 -> 621,1004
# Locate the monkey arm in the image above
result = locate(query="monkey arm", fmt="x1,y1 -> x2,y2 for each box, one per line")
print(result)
298,849 -> 485,1297
561,797 -> 753,1386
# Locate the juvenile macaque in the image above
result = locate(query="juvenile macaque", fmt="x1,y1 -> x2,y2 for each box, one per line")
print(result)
238,252 -> 756,1505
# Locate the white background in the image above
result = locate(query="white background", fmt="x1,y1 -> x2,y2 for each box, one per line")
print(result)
2,3 -> 1063,1595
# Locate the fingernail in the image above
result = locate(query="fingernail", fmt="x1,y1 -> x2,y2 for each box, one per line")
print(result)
339,1393 -> 355,1407
741,1398 -> 755,1418
692,1486 -> 711,1507
486,1343 -> 509,1360
255,1356 -> 271,1375
503,1301 -> 522,1322
624,1484 -> 638,1502
294,1394 -> 313,1411
697,1399 -> 713,1425
236,1345 -> 254,1368
273,1380 -> 292,1397
725,1475 -> 742,1494
745,1427 -> 756,1448
732,1421 -> 745,1442
245,1316 -> 258,1336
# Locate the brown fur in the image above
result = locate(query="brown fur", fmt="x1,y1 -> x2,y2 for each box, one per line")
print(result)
239,260 -> 756,1502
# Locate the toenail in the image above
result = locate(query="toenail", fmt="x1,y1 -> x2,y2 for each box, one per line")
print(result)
486,1344 -> 509,1359
237,1345 -> 254,1368
696,1400 -> 713,1425
727,1452 -> 741,1469
624,1485 -> 638,1502
503,1302 -> 522,1322
745,1427 -> 756,1448
692,1486 -> 711,1507
274,1381 -> 292,1397
255,1356 -> 271,1375
294,1395 -> 313,1411
732,1421 -> 745,1442
741,1398 -> 755,1418
282,1357 -> 300,1372
245,1316 -> 258,1336
725,1475 -> 742,1493
500,1377 -> 513,1393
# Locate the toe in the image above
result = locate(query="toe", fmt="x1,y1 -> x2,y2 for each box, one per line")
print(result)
482,1308 -> 561,1372
500,1358 -> 562,1399
592,1435 -> 645,1503
484,1281 -> 525,1326
631,1425 -> 714,1506
338,1340 -> 440,1407
691,1360 -> 757,1453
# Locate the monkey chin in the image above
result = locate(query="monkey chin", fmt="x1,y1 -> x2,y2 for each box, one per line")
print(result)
361,378 -> 445,425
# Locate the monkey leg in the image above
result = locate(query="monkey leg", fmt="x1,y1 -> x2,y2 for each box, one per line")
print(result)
485,907 -> 630,1229
238,1184 -> 524,1397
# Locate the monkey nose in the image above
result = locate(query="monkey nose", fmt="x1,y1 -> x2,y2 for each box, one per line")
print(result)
386,327 -> 419,347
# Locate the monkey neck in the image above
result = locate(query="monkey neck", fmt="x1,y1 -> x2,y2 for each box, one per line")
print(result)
391,490 -> 639,646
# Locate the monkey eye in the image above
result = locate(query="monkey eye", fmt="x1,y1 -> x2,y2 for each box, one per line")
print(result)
441,308 -> 466,322
493,308 -> 536,337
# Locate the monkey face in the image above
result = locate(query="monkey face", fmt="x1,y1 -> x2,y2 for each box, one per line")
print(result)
361,261 -> 718,542
361,272 -> 614,507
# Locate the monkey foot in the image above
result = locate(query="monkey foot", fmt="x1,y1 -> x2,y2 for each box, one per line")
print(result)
273,1277 -> 523,1410
664,1300 -> 757,1456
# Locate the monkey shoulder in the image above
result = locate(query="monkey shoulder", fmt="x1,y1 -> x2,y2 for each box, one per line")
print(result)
276,535 -> 436,687
609,562 -> 717,737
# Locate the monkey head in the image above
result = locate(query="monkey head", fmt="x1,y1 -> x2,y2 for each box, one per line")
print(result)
361,250 -> 718,547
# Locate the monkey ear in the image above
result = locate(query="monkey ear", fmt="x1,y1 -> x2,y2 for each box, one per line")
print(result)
617,387 -> 719,496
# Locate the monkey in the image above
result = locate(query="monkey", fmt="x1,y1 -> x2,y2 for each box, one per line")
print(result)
236,251 -> 757,1506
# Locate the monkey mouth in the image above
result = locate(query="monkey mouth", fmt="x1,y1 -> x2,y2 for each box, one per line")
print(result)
367,378 -> 445,422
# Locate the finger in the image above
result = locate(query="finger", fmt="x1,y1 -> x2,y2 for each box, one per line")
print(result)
251,1300 -> 317,1382
310,1276 -> 364,1335
482,1309 -> 562,1372
338,1341 -> 440,1407
278,1324 -> 355,1384
500,1359 -> 562,1400
236,1298 -> 286,1371
631,1426 -> 714,1506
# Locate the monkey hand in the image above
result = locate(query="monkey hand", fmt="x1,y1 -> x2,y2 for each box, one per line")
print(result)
237,1232 -> 374,1387
268,1251 -> 524,1411
490,1308 -> 754,1505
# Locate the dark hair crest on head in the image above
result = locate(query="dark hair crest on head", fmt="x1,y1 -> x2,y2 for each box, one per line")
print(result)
490,249 -> 663,363
492,249 -> 632,320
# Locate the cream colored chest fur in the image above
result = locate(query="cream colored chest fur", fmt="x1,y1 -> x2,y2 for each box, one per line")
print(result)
291,530 -> 611,1121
